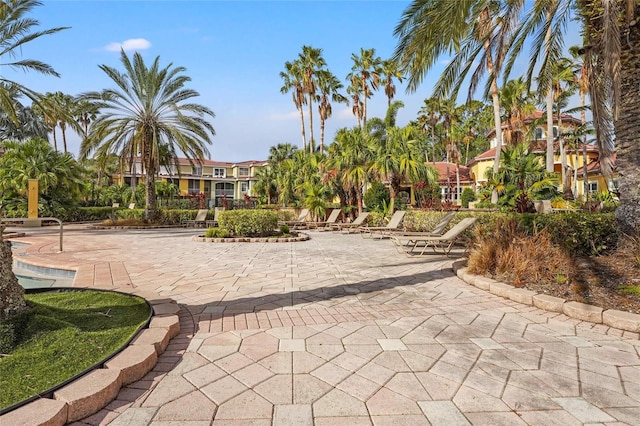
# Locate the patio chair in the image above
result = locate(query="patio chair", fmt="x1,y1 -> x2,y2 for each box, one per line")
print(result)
392,217 -> 477,257
358,210 -> 406,239
111,202 -> 120,208
332,212 -> 370,233
182,209 -> 209,228
206,207 -> 223,227
128,203 -> 136,210
278,208 -> 310,229
312,208 -> 342,230
392,210 -> 456,237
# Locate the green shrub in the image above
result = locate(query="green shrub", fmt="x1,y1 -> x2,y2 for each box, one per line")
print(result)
280,224 -> 290,235
364,182 -> 390,212
205,227 -> 230,238
461,188 -> 476,208
218,209 -> 278,237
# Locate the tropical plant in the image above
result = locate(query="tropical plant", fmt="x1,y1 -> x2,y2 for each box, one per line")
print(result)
80,50 -> 215,221
0,0 -> 67,125
380,58 -> 404,107
347,48 -> 382,129
0,138 -> 85,216
394,0 -> 519,204
316,69 -> 347,154
298,45 -> 326,153
280,60 -> 307,151
369,126 -> 437,213
0,84 -> 48,140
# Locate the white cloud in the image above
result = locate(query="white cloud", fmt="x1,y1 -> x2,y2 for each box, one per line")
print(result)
337,107 -> 354,120
104,38 -> 151,52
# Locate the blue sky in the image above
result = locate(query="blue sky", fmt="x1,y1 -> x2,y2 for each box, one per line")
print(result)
9,1 -> 582,162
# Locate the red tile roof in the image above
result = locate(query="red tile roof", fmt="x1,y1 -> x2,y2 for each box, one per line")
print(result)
427,162 -> 473,184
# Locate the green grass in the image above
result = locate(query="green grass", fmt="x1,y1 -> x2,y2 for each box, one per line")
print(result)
0,290 -> 150,411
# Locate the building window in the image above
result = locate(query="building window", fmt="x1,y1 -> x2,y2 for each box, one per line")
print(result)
241,182 -> 249,193
442,186 -> 460,202
215,182 -> 234,197
587,181 -> 598,195
188,179 -> 200,194
535,127 -> 544,140
239,167 -> 250,177
213,168 -> 226,178
192,166 -> 202,176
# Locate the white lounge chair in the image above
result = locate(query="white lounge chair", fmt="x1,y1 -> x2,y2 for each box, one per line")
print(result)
312,208 -> 342,230
332,212 -> 370,233
183,209 -> 209,228
392,217 -> 477,256
358,210 -> 406,239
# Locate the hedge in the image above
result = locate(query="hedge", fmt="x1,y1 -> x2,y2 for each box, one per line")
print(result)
217,210 -> 278,237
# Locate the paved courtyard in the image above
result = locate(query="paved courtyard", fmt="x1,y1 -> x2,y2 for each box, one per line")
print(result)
10,225 -> 640,425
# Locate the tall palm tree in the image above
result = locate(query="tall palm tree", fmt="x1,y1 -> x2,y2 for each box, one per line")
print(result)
0,0 -> 67,125
73,98 -> 99,138
568,44 -> 590,200
35,92 -> 61,151
346,75 -> 364,128
316,69 -> 348,154
53,92 -> 80,153
394,0 -> 520,204
298,45 -> 326,153
80,50 -> 215,221
0,0 -> 67,320
380,58 -> 404,107
348,48 -> 382,129
280,60 -> 307,151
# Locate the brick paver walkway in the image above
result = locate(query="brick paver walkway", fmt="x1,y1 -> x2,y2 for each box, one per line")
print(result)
11,225 -> 640,425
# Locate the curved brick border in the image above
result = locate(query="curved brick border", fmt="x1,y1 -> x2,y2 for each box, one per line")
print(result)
452,260 -> 640,333
0,301 -> 181,426
191,232 -> 310,243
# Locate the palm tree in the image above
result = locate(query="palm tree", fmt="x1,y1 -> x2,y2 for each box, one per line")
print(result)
568,44 -> 590,200
298,45 -> 326,153
316,69 -> 348,154
73,98 -> 99,138
0,0 -> 68,124
380,58 -> 404,107
53,92 -> 80,153
328,127 -> 371,215
348,48 -> 382,129
280,60 -> 307,151
0,84 -> 48,140
500,78 -> 536,146
80,50 -> 215,221
394,0 -> 520,204
346,75 -> 364,128
0,0 -> 68,321
369,126 -> 437,213
35,92 -> 61,151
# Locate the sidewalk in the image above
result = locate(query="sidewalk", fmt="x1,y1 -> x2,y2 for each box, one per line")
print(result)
10,225 -> 640,425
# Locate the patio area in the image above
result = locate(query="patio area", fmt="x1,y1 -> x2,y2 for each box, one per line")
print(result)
6,224 -> 640,425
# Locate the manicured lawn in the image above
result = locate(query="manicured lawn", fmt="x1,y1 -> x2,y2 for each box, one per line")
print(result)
0,290 -> 150,411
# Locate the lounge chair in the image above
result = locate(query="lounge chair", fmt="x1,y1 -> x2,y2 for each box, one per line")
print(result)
183,209 -> 209,228
392,210 -> 456,237
128,203 -> 136,210
358,210 -> 406,239
278,208 -> 310,229
111,202 -> 120,208
392,217 -> 477,256
312,208 -> 342,230
332,212 -> 370,233
206,207 -> 223,227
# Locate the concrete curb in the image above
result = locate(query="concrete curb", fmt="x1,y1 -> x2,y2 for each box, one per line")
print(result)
0,301 -> 181,426
454,263 -> 640,333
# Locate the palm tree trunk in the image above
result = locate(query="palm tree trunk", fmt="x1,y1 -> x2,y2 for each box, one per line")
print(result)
298,107 -> 307,153
320,118 -> 325,155
0,236 -> 28,321
488,63 -> 502,204
308,95 -> 314,153
61,122 -> 68,153
614,12 -> 640,235
361,76 -> 368,129
52,125 -> 58,151
545,12 -> 555,174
